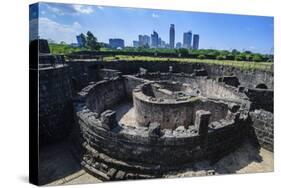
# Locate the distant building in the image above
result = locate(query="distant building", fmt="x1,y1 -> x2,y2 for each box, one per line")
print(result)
151,31 -> 159,48
158,37 -> 162,47
133,40 -> 139,48
70,43 -> 79,47
183,31 -> 192,49
176,42 -> 182,49
192,34 -> 199,50
161,40 -> 166,48
138,35 -> 150,47
138,35 -> 144,46
109,38 -> 125,49
169,24 -> 175,49
76,34 -> 86,47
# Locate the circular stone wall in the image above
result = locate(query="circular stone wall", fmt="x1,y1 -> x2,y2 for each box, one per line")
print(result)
75,76 -> 251,180
133,82 -> 232,129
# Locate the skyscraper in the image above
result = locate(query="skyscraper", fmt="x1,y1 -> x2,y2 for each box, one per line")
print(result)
138,35 -> 150,47
76,34 -> 86,47
192,34 -> 200,50
138,35 -> 144,46
151,31 -> 159,48
133,40 -> 139,48
169,24 -> 175,49
183,31 -> 192,49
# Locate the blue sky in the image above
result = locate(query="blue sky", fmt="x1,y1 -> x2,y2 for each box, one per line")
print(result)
30,2 -> 274,54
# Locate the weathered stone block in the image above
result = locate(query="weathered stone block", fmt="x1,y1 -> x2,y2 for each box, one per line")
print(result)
115,170 -> 126,179
228,103 -> 240,113
107,168 -> 117,178
148,122 -> 161,137
195,110 -> 211,135
101,110 -> 117,129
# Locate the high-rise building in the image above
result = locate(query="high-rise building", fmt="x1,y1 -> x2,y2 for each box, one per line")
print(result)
192,34 -> 200,50
109,38 -> 125,49
133,40 -> 139,48
138,35 -> 150,47
151,31 -> 159,48
76,34 -> 86,47
161,40 -> 166,48
138,35 -> 144,46
158,37 -> 162,47
183,31 -> 192,49
176,42 -> 182,49
169,24 -> 175,49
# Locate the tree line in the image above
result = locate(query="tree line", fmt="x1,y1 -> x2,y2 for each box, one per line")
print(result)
61,31 -> 273,62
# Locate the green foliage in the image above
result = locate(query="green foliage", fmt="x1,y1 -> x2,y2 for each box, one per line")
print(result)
198,54 -> 206,59
252,54 -> 263,62
216,55 -> 226,60
178,48 -> 189,56
86,31 -> 101,50
235,54 -> 246,61
49,43 -> 84,55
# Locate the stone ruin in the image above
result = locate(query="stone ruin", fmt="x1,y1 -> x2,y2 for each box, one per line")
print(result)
36,40 -> 273,181
73,66 -> 272,181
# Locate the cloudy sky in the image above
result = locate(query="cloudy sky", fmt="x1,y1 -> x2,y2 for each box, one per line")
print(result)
29,2 -> 274,54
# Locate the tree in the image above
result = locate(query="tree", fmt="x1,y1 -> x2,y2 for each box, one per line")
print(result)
252,54 -> 263,62
231,49 -> 240,55
198,54 -> 206,59
178,48 -> 189,57
86,31 -> 101,50
216,55 -> 225,60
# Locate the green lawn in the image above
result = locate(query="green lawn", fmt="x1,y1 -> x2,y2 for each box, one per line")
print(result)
103,55 -> 273,72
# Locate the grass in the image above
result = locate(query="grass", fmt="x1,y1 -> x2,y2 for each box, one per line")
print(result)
102,55 -> 273,72
49,43 -> 85,55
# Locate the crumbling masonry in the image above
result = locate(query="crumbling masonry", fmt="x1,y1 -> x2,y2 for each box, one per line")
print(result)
37,40 -> 274,181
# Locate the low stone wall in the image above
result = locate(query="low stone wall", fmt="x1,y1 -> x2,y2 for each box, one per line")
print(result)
39,65 -> 73,145
100,60 -> 273,89
135,73 -> 248,104
66,60 -> 273,90
74,78 -> 249,179
249,110 -> 274,152
77,107 -> 247,166
84,78 -> 126,114
133,82 -> 234,129
123,75 -> 148,98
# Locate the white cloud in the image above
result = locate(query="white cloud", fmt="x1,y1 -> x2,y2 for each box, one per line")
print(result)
97,6 -> 104,10
72,5 -> 94,14
46,4 -> 65,15
38,17 -> 82,43
152,13 -> 159,18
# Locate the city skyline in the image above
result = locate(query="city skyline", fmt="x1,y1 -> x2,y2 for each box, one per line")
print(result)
30,2 -> 274,54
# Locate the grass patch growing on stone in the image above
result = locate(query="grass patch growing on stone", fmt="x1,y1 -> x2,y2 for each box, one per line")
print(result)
103,55 -> 273,72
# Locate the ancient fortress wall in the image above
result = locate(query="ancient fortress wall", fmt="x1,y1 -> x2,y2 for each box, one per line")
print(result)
39,58 -> 273,153
99,61 -> 273,89
39,65 -> 73,144
75,79 -> 248,168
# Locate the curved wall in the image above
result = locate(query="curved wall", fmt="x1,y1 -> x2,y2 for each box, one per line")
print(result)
77,106 -> 247,168
86,78 -> 126,114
